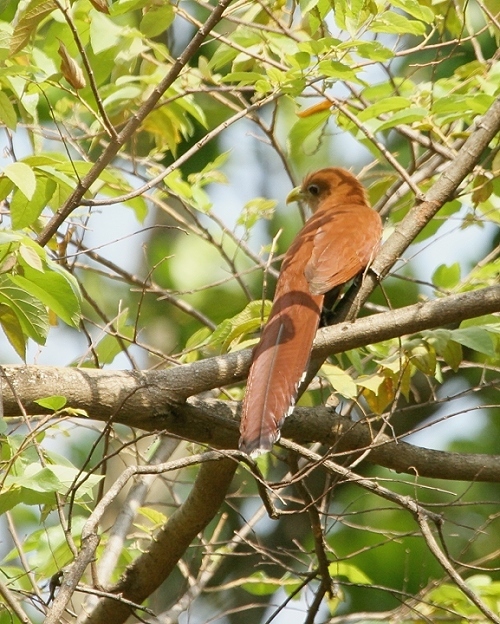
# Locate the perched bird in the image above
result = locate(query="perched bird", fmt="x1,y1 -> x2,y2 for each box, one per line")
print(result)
239,168 -> 382,456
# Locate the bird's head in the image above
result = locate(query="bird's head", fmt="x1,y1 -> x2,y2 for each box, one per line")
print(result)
286,167 -> 367,212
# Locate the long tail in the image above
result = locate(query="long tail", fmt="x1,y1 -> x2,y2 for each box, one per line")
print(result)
239,290 -> 323,455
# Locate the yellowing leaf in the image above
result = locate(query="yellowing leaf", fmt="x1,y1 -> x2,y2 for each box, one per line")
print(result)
358,374 -> 395,414
472,174 -> 493,205
410,344 -> 437,376
3,162 -> 36,200
321,364 -> 357,399
0,303 -> 26,359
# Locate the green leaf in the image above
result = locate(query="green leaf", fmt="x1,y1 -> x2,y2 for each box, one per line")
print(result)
414,199 -> 462,242
0,277 -> 48,344
390,0 -> 434,23
451,327 -> 496,358
0,462 -> 102,515
15,464 -> 62,493
237,197 -> 277,229
183,326 -> 212,362
410,344 -> 437,376
432,263 -> 461,290
0,90 -> 16,130
460,315 -> 500,332
80,307 -> 133,366
89,10 -> 122,54
376,107 -> 428,131
242,572 -> 297,596
9,263 -> 81,328
140,4 -> 175,37
3,162 -> 36,200
371,12 -> 427,36
221,71 -> 265,86
137,507 -> 167,528
10,176 -> 56,229
318,59 -> 363,82
422,329 -> 463,372
353,40 -> 394,62
111,0 -> 150,15
441,340 -> 463,372
34,395 -> 67,411
208,300 -> 273,353
287,110 -> 330,157
358,97 -> 412,121
51,463 -> 103,495
0,175 -> 13,201
328,561 -> 372,585
20,518 -> 87,578
19,243 -> 43,272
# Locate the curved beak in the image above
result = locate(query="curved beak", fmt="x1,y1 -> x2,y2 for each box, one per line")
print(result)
286,185 -> 305,204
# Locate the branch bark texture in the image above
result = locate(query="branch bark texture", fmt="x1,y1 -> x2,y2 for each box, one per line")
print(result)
79,458 -> 237,624
2,285 -> 497,428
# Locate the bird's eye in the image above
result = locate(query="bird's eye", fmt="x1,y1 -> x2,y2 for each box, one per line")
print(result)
308,184 -> 320,196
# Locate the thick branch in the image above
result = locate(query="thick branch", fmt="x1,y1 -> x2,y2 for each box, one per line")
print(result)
1,286 -> 498,428
79,457 -> 237,624
2,288 -> 500,485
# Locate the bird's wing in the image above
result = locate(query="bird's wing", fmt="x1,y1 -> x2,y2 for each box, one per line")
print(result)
304,205 -> 382,295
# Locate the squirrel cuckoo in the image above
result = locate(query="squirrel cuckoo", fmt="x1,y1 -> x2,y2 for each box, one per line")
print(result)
239,167 -> 382,455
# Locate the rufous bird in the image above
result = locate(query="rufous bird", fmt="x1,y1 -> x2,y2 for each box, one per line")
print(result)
239,167 -> 382,455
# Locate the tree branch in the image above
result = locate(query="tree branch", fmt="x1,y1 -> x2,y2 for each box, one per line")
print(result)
79,457 -> 238,624
280,440 -> 500,624
357,95 -> 500,307
1,285 -> 497,426
2,285 -> 500,487
36,0 -> 235,247
300,94 -> 500,392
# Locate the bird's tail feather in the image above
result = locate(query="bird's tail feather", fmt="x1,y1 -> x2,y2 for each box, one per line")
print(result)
239,291 -> 322,455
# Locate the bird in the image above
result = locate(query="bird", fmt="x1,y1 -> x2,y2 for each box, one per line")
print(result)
239,167 -> 382,456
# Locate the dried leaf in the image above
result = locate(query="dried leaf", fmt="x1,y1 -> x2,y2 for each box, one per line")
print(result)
89,0 -> 110,13
296,99 -> 331,118
10,0 -> 55,55
58,42 -> 86,90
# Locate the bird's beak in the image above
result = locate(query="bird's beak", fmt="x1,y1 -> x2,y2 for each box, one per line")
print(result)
286,186 -> 305,204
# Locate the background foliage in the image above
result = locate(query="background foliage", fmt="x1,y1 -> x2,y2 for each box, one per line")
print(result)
0,0 -> 498,622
